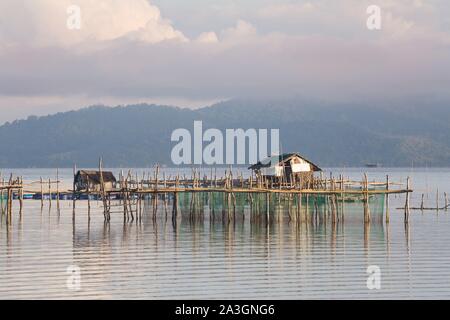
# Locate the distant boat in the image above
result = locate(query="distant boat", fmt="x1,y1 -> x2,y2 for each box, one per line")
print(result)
365,163 -> 381,168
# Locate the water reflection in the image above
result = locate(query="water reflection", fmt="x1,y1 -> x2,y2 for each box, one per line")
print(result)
68,205 -> 388,262
2,167 -> 450,298
0,200 -> 445,299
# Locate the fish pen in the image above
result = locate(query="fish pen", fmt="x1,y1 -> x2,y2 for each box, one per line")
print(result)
0,161 -> 414,227
174,189 -> 387,224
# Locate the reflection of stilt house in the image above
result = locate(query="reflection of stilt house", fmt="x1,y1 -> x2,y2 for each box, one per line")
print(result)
249,153 -> 321,188
74,170 -> 117,192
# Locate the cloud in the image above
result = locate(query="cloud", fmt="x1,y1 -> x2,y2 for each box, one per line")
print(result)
196,32 -> 219,44
258,2 -> 315,19
2,30 -> 449,104
222,20 -> 257,41
382,12 -> 415,38
0,0 -> 449,123
0,0 -> 187,47
254,0 -> 449,43
195,20 -> 257,44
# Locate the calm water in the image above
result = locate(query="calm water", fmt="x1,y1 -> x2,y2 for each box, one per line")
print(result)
1,168 -> 450,299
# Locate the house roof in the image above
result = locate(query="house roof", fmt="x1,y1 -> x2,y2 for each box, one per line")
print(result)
248,153 -> 322,171
75,170 -> 117,184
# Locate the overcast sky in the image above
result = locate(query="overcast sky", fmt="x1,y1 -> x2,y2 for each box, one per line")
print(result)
0,0 -> 449,123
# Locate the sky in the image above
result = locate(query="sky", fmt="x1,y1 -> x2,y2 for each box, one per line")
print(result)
0,0 -> 449,123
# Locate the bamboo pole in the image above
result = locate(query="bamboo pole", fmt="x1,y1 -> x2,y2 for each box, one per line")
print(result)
6,174 -> 13,224
404,177 -> 410,223
87,176 -> 91,221
172,192 -> 178,224
385,175 -> 390,223
340,174 -> 344,223
56,169 -> 60,211
48,178 -> 52,208
363,173 -> 370,224
98,157 -> 109,221
305,194 -> 309,224
436,188 -> 439,213
72,164 -> 76,221
40,176 -> 44,208
7,187 -> 12,224
420,193 -> 425,211
19,176 -> 23,217
0,176 -> 3,216
121,173 -> 128,221
445,192 -> 448,211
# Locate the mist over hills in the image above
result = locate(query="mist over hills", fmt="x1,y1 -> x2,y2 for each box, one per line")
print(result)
1,99 -> 449,168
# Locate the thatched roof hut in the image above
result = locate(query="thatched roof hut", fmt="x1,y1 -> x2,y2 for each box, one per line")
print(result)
74,170 -> 116,191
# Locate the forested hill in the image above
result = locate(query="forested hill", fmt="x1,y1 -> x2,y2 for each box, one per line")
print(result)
1,99 -> 450,167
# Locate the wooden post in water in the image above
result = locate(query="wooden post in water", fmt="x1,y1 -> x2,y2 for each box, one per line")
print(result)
404,177 -> 410,223
7,174 -> 13,224
340,175 -> 345,223
436,188 -> 439,212
126,172 -> 133,222
135,172 -> 140,221
445,192 -> 448,211
420,193 -> 425,211
305,194 -> 309,224
363,173 -> 370,224
172,192 -> 178,224
19,177 -> 23,217
297,193 -> 302,223
56,169 -> 60,211
98,157 -> 109,221
7,187 -> 12,224
0,174 -> 3,216
121,173 -> 128,221
40,176 -> 44,208
72,164 -> 77,221
3,185 -> 7,221
3,177 -> 6,215
385,175 -> 390,223
314,196 -> 319,225
87,176 -> 91,221
48,178 -> 52,208
332,179 -> 337,224
5,185 -> 8,223
10,183 -> 14,222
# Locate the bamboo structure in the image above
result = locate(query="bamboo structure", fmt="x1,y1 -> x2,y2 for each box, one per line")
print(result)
0,176 -> 23,225
1,166 -> 416,227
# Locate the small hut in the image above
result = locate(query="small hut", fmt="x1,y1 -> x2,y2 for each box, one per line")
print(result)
74,170 -> 117,192
249,153 -> 321,187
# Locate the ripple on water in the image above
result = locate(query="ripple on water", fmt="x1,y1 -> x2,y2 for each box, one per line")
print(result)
2,166 -> 450,299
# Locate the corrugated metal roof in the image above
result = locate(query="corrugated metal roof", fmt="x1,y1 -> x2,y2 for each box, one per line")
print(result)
248,153 -> 321,171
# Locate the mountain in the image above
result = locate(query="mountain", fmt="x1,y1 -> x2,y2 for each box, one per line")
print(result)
1,99 -> 450,167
